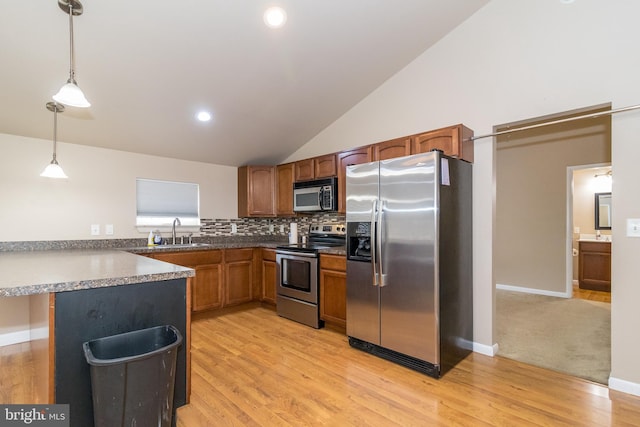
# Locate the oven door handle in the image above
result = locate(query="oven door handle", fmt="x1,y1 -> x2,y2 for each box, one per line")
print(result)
276,250 -> 317,259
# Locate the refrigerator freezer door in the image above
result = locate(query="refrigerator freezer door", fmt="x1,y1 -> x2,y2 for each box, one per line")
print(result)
346,161 -> 381,344
379,153 -> 439,364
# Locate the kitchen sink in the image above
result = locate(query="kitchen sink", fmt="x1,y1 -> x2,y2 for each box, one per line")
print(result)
149,243 -> 213,249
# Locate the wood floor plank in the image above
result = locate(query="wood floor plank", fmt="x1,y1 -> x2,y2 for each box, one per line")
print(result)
3,302 -> 639,426
176,305 -> 640,426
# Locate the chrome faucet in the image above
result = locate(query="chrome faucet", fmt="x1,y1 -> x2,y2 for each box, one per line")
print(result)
172,217 -> 181,244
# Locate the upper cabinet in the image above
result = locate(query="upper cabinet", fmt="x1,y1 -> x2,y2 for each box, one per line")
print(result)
373,136 -> 412,161
276,163 -> 295,216
237,124 -> 473,217
337,146 -> 372,213
294,154 -> 337,182
411,124 -> 474,163
314,154 -> 337,178
294,159 -> 315,182
238,165 -> 276,217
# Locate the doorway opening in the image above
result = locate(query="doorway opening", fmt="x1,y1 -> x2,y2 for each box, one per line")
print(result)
494,104 -> 612,384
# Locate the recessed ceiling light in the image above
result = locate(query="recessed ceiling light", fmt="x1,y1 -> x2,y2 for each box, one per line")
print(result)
264,6 -> 287,29
560,0 -> 575,4
196,111 -> 212,122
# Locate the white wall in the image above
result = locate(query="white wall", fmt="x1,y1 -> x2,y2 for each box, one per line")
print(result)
0,133 -> 238,241
0,132 -> 238,345
286,0 -> 640,393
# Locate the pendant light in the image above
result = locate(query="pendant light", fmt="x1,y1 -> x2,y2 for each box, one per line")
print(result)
52,0 -> 90,108
41,102 -> 68,179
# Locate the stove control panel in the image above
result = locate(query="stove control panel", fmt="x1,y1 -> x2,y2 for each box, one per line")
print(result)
309,223 -> 346,235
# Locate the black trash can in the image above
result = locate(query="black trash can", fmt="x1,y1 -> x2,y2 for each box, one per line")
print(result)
83,325 -> 183,427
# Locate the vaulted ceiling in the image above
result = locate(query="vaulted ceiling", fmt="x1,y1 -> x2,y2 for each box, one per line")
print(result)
0,0 -> 488,166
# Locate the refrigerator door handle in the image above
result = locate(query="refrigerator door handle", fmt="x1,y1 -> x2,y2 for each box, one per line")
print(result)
371,199 -> 379,286
377,199 -> 386,287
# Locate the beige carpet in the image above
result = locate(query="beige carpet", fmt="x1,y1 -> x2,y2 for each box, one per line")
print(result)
496,289 -> 611,384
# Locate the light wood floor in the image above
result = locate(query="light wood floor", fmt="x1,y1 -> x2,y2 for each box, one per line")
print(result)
3,302 -> 637,426
177,303 -> 640,426
573,284 -> 611,303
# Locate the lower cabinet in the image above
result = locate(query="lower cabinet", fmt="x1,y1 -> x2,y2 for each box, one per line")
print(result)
319,254 -> 347,328
261,249 -> 277,305
224,248 -> 254,306
145,248 -> 256,312
147,250 -> 223,312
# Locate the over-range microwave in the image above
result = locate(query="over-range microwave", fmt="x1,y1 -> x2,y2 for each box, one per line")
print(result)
293,177 -> 337,212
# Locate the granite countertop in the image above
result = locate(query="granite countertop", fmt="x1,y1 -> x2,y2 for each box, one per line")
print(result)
126,241 -> 283,254
0,237 -> 345,298
0,249 -> 194,297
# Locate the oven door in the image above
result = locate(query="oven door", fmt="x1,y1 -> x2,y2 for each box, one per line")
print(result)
276,250 -> 318,304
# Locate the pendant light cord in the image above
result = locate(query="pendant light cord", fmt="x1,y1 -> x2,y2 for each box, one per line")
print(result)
67,2 -> 76,82
52,105 -> 59,163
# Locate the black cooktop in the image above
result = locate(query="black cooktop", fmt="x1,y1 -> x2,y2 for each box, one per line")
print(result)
276,223 -> 345,254
276,242 -> 343,253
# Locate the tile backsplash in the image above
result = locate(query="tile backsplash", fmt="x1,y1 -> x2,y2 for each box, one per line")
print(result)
200,213 -> 345,239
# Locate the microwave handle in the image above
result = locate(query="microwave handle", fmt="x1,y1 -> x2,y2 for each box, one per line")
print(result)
319,187 -> 324,209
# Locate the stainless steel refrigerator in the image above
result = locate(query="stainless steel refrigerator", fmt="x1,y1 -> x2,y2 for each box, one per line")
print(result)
346,151 -> 473,378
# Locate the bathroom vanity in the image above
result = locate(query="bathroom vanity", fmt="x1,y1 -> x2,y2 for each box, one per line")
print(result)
578,240 -> 611,292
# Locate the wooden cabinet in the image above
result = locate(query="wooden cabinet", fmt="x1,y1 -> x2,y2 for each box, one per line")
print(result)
224,248 -> 254,306
238,165 -> 276,217
295,154 -> 337,182
148,250 -> 224,312
411,124 -> 474,163
261,249 -> 277,305
314,154 -> 337,178
295,158 -> 315,182
145,248 -> 256,311
578,241 -> 611,292
276,163 -> 295,216
319,254 -> 347,328
337,147 -> 372,213
373,136 -> 411,161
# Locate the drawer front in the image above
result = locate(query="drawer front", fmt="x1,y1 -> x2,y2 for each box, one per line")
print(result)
579,241 -> 611,253
320,254 -> 346,271
225,248 -> 254,263
262,248 -> 277,262
152,249 -> 222,266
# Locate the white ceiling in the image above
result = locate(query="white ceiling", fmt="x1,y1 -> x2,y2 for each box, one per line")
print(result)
0,0 -> 488,167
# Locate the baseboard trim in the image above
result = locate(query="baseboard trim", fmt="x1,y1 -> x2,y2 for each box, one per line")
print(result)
30,326 -> 49,341
496,283 -> 570,298
473,342 -> 499,356
0,326 -> 48,347
0,329 -> 30,347
609,376 -> 640,397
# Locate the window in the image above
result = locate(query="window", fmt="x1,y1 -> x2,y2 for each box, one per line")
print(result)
136,178 -> 200,227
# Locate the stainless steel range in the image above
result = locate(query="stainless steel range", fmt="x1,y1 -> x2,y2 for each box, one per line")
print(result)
276,223 -> 346,328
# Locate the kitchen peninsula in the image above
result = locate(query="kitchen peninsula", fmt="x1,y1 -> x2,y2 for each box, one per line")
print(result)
0,249 -> 194,427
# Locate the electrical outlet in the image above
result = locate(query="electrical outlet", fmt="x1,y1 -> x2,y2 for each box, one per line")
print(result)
280,225 -> 284,233
269,224 -> 274,232
231,223 -> 237,234
91,224 -> 100,236
105,224 -> 114,235
574,227 -> 580,234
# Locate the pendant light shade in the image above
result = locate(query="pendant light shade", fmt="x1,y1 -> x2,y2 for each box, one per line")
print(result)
41,102 -> 68,179
41,162 -> 68,179
53,0 -> 90,108
53,78 -> 90,108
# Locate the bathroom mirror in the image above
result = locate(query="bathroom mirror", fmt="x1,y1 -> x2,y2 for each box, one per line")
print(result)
595,192 -> 612,230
